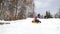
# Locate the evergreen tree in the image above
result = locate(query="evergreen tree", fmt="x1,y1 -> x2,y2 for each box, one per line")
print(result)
44,11 -> 53,18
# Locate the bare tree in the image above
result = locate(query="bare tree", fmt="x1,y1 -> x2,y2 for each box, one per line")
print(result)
0,0 -> 35,20
18,5 -> 26,19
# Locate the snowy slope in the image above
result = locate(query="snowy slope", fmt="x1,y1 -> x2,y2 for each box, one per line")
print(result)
0,18 -> 60,34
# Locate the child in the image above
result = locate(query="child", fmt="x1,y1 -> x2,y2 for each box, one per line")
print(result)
32,16 -> 41,23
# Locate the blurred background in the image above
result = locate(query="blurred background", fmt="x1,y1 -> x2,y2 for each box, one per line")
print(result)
0,0 -> 60,20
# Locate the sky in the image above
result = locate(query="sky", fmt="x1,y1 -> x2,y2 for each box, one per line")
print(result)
34,0 -> 60,16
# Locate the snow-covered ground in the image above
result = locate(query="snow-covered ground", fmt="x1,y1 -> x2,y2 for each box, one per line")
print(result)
0,18 -> 60,34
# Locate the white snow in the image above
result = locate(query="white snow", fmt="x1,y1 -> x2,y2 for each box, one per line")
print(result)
0,18 -> 60,34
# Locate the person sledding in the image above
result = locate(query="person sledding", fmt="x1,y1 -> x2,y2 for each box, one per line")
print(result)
32,16 -> 41,23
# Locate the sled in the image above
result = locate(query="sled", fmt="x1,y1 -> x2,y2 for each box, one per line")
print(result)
32,21 -> 41,24
32,22 -> 38,24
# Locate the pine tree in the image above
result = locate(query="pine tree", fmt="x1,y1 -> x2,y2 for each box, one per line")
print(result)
44,11 -> 53,18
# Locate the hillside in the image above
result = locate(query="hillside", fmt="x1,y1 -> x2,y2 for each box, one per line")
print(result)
0,18 -> 60,34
